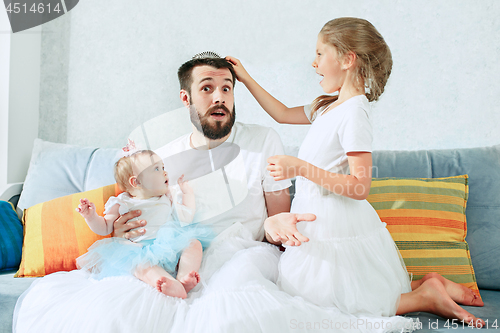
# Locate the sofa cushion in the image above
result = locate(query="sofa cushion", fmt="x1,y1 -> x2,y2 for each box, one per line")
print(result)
15,184 -> 120,277
373,145 -> 500,290
367,175 -> 480,299
84,148 -> 122,191
17,139 -> 119,211
0,201 -> 23,272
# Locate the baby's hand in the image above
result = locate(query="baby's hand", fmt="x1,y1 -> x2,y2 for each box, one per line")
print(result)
225,56 -> 251,83
76,198 -> 97,219
178,175 -> 194,195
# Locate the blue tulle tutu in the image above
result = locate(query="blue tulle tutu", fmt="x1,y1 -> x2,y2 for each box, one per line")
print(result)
77,220 -> 214,280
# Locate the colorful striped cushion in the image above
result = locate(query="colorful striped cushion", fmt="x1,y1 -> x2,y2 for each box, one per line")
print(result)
0,201 -> 23,272
366,175 -> 481,299
15,184 -> 122,277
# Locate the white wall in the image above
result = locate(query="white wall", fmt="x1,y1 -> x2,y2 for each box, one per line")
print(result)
8,0 -> 500,162
1,7 -> 41,190
8,27 -> 42,182
0,8 -> 11,189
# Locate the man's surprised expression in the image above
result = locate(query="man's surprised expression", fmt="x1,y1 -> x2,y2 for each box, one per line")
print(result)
182,65 -> 235,140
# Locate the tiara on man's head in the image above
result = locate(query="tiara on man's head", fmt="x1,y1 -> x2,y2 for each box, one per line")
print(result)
192,51 -> 222,60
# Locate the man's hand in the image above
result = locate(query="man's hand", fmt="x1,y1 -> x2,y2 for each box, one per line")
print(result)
267,155 -> 306,181
264,212 -> 316,246
112,210 -> 146,239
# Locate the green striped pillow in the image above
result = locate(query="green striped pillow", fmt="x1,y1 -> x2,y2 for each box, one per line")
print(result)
0,200 -> 23,271
366,175 -> 481,299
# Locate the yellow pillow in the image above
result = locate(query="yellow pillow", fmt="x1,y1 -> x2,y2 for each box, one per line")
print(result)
367,175 -> 481,300
16,184 -> 122,277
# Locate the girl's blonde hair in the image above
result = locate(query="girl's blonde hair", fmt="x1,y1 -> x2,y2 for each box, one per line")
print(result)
311,17 -> 392,117
114,150 -> 156,192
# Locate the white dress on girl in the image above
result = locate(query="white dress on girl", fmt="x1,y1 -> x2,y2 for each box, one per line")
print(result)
76,192 -> 214,279
278,95 -> 412,316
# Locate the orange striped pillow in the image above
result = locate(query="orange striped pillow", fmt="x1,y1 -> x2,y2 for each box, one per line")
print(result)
15,183 -> 123,277
367,175 -> 481,299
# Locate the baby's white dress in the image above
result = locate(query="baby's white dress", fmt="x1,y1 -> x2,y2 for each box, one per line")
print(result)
278,95 -> 412,316
77,192 -> 213,279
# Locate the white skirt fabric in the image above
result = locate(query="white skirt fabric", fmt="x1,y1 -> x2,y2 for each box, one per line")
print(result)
14,223 -> 418,333
279,179 -> 412,316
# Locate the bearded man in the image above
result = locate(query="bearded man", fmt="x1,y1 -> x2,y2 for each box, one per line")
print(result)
115,54 -> 312,244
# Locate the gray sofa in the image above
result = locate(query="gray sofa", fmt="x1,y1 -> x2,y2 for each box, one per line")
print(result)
1,140 -> 499,332
370,145 -> 500,331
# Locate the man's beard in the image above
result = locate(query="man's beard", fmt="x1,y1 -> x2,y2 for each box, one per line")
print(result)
189,103 -> 236,140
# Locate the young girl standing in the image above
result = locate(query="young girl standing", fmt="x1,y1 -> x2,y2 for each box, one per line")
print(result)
227,17 -> 484,326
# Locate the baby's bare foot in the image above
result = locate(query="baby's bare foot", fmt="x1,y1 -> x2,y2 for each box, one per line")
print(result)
178,271 -> 200,293
156,276 -> 187,299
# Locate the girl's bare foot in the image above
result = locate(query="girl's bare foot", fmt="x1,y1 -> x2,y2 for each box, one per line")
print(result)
178,271 -> 200,293
156,276 -> 187,299
421,272 -> 484,307
419,278 -> 485,327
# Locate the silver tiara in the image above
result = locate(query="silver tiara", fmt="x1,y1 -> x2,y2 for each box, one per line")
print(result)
192,51 -> 222,59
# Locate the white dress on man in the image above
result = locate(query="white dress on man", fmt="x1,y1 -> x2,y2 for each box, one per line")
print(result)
13,122 -> 417,333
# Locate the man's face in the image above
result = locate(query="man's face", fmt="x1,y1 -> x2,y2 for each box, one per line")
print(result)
182,65 -> 235,140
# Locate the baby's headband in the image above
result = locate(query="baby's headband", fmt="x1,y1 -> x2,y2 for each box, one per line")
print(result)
121,139 -> 139,158
192,51 -> 222,59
